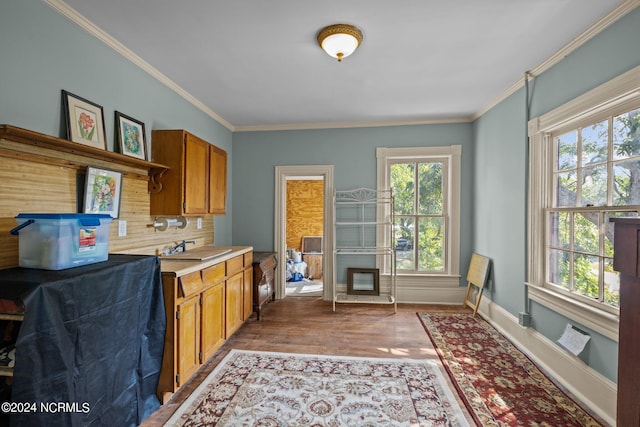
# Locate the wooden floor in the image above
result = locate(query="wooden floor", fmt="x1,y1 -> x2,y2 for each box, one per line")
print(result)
140,297 -> 471,426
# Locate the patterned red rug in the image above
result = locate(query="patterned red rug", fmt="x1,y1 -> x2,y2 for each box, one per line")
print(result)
165,349 -> 470,426
418,313 -> 603,427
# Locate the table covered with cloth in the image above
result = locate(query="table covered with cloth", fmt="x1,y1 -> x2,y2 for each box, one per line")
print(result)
0,254 -> 165,427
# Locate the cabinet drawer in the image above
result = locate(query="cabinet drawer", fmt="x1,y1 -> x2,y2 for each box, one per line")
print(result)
244,252 -> 253,266
202,263 -> 225,285
226,256 -> 244,276
179,271 -> 203,298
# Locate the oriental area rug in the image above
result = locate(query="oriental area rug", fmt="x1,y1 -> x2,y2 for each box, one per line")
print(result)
165,349 -> 470,426
418,313 -> 603,427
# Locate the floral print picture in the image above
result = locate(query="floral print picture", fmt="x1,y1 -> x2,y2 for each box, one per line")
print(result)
62,90 -> 106,150
75,108 -> 98,142
83,167 -> 122,218
115,111 -> 147,160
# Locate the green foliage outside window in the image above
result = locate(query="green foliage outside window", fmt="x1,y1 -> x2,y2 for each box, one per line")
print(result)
550,108 -> 640,309
391,161 -> 445,272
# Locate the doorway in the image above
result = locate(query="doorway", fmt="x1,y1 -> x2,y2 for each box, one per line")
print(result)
274,166 -> 334,301
285,177 -> 324,297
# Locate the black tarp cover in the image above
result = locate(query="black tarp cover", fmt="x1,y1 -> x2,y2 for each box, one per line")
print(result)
0,254 -> 165,427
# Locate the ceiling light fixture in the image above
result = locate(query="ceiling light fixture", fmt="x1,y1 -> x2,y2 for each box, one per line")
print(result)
317,24 -> 363,62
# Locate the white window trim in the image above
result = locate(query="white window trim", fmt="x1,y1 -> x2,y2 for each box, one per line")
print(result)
527,64 -> 640,341
376,145 -> 461,287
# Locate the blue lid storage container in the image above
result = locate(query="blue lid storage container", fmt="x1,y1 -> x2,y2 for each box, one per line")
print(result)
11,213 -> 112,270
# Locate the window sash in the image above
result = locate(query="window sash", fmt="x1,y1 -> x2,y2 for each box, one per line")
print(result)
376,146 -> 461,281
390,158 -> 448,273
527,64 -> 640,341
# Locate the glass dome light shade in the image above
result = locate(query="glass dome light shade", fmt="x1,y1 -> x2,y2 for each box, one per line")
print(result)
317,24 -> 363,62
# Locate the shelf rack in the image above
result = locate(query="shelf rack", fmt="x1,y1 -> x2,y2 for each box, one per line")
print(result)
332,188 -> 396,312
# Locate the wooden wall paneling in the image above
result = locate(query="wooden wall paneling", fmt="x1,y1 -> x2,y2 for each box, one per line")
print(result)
0,136 -> 216,270
285,180 -> 324,251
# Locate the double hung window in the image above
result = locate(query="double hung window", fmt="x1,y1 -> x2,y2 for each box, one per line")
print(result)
377,146 -> 460,282
528,66 -> 640,339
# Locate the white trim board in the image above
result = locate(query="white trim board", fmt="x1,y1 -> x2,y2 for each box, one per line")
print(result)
476,297 -> 617,426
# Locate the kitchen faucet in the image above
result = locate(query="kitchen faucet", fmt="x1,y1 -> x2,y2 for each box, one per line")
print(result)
165,240 -> 196,255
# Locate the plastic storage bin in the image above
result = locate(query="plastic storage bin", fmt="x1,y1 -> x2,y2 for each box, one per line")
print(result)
11,213 -> 112,270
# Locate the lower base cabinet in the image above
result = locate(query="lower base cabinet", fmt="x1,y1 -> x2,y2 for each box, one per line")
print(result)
158,248 -> 253,400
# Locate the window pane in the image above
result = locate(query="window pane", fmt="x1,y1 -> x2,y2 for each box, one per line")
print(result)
548,249 -> 570,289
418,217 -> 444,271
418,162 -> 443,215
573,212 -> 599,254
613,159 -> 640,206
395,217 -> 414,270
555,171 -> 577,207
604,258 -> 620,308
581,165 -> 607,207
573,254 -> 600,300
557,131 -> 577,170
581,120 -> 608,167
390,163 -> 415,215
613,108 -> 640,160
548,212 -> 570,249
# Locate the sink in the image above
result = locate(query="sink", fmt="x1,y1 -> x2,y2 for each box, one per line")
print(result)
161,247 -> 232,261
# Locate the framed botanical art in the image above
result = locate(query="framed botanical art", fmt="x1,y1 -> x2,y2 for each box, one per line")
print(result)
115,111 -> 147,160
83,166 -> 122,218
62,90 -> 107,150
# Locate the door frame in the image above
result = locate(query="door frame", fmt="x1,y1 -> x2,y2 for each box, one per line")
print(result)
274,165 -> 334,300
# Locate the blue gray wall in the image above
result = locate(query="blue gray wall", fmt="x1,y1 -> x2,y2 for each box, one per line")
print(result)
473,7 -> 640,382
3,0 -> 640,383
232,124 -> 474,272
0,0 -> 233,244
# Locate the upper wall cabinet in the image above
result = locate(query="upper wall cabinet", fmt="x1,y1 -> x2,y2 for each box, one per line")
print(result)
208,144 -> 227,215
150,130 -> 227,216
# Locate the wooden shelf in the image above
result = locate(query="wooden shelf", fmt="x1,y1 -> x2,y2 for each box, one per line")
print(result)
0,124 -> 169,192
335,293 -> 395,304
0,313 -> 24,322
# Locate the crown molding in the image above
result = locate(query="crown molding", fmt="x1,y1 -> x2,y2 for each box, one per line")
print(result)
472,0 -> 640,121
234,116 -> 473,132
44,0 -> 235,132
46,0 -> 638,131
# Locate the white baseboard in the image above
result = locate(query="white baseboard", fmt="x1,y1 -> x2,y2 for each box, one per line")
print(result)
477,297 -> 616,426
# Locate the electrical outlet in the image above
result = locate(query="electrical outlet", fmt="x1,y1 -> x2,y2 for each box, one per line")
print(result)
197,217 -> 202,229
118,220 -> 127,237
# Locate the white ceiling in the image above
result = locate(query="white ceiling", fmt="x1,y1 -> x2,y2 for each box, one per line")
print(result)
57,0 -> 626,130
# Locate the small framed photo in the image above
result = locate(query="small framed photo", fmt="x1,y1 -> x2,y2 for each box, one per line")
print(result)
83,166 -> 122,218
115,111 -> 147,160
62,90 -> 106,150
347,267 -> 380,296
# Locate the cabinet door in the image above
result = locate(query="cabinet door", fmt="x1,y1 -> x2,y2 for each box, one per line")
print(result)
176,295 -> 200,386
243,266 -> 253,320
184,133 -> 209,214
209,145 -> 227,214
225,272 -> 243,337
200,282 -> 225,362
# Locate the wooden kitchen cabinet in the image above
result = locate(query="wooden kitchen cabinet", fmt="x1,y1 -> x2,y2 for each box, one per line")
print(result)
209,144 -> 227,214
225,271 -> 243,337
158,247 -> 253,400
200,265 -> 226,362
176,294 -> 200,386
151,129 -> 227,215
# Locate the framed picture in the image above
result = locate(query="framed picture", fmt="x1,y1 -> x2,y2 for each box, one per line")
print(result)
62,90 -> 107,150
115,111 -> 147,160
83,166 -> 122,218
347,267 -> 380,296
